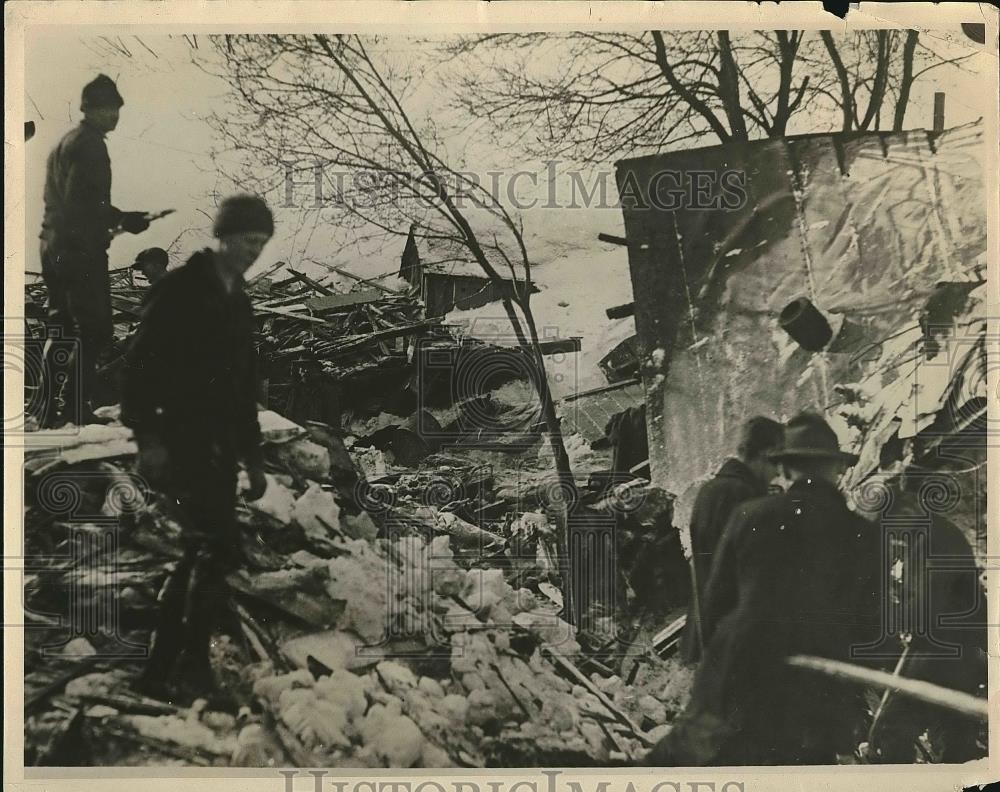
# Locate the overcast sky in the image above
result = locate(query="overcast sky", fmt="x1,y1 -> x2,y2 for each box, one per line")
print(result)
23,29 -> 989,281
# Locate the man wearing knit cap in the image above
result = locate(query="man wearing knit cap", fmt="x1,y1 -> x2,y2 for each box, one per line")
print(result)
132,247 -> 170,287
646,412 -> 885,765
121,194 -> 273,702
38,74 -> 152,426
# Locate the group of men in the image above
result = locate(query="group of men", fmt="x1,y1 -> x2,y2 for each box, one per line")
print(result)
38,75 -> 273,701
647,413 -> 986,765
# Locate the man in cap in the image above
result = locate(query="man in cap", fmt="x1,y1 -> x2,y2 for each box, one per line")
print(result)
132,247 -> 170,288
39,74 -> 152,426
680,416 -> 784,664
121,194 -> 273,701
646,412 -> 884,765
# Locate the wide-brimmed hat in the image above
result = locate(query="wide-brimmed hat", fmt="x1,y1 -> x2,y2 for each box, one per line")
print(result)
768,412 -> 858,465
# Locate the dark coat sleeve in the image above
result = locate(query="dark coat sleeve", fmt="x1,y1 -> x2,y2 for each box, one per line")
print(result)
696,506 -> 745,648
236,332 -> 263,467
120,280 -> 177,435
681,478 -> 755,663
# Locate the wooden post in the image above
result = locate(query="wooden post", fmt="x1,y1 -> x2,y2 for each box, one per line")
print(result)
933,92 -> 946,133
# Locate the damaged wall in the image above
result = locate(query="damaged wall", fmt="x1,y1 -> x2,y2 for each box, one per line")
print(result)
615,121 -> 986,525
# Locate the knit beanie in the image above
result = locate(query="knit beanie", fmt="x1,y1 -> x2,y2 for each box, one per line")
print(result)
81,74 -> 124,111
213,194 -> 275,239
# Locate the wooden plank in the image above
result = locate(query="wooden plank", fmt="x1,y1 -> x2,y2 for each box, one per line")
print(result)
598,233 -> 629,246
786,655 -> 988,720
536,336 -> 582,355
933,92 -> 946,133
286,268 -> 333,296
325,318 -> 436,354
304,287 -> 384,312
312,261 -> 402,295
559,377 -> 642,403
254,304 -> 327,324
606,302 -> 635,320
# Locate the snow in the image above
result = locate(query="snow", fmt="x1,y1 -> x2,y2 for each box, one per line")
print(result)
446,244 -> 636,399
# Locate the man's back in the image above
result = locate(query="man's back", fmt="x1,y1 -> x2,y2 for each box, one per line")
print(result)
661,478 -> 883,764
681,458 -> 764,662
41,121 -> 114,251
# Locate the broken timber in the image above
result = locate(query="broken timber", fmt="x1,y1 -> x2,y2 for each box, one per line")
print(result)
786,655 -> 988,720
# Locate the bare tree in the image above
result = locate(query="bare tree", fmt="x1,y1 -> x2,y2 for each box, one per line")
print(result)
813,29 -> 975,132
443,29 -> 976,162
446,31 -> 815,162
204,33 -> 581,618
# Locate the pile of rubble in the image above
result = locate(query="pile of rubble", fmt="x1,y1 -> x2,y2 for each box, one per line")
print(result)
23,408 -> 693,768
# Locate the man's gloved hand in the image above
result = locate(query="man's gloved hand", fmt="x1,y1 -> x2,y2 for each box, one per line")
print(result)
120,212 -> 151,234
244,466 -> 267,501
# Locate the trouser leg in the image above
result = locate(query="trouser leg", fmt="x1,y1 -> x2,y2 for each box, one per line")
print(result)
138,552 -> 195,692
38,243 -> 76,427
70,253 -> 113,415
172,454 -> 241,682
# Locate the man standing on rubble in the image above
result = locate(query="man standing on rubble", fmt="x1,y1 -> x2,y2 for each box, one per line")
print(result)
680,416 -> 784,664
39,74 -> 153,426
646,413 -> 883,765
121,194 -> 273,701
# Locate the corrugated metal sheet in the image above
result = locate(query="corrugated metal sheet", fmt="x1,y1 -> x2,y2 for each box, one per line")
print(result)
615,121 -> 986,525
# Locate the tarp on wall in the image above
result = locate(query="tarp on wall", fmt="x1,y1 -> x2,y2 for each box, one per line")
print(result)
615,121 -> 986,528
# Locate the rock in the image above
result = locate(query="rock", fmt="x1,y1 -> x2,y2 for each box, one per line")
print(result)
418,676 -> 445,699
439,694 -> 469,725
127,713 -> 236,755
639,694 -> 667,725
377,660 -> 418,690
259,410 -> 308,444
340,509 -> 378,542
465,689 -> 498,726
61,637 -> 97,657
281,630 -> 379,673
252,669 -> 315,707
231,723 -> 285,767
351,447 -> 387,480
272,438 -> 331,481
420,740 -> 454,767
291,482 -> 341,539
64,671 -> 123,699
647,723 -> 672,742
250,474 -> 297,524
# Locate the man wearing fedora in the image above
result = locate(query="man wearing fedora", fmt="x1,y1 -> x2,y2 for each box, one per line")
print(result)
646,412 -> 884,765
